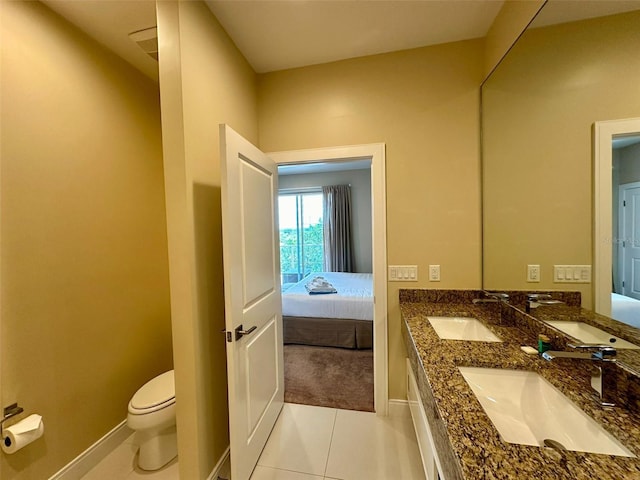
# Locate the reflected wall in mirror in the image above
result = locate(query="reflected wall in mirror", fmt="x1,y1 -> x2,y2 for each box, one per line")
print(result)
482,2 -> 640,318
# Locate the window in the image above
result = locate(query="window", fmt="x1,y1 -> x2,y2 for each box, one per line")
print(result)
278,191 -> 323,288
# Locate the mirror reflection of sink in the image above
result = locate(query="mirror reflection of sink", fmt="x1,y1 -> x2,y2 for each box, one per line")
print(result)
427,317 -> 501,342
544,321 -> 640,350
458,367 -> 635,457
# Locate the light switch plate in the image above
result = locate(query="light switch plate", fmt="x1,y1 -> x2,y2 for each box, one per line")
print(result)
554,265 -> 591,283
389,265 -> 418,282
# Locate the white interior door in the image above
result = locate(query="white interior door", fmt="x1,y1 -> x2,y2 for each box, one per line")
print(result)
621,184 -> 640,300
220,124 -> 284,480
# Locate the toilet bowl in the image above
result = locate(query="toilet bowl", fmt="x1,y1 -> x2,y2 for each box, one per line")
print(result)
127,370 -> 177,471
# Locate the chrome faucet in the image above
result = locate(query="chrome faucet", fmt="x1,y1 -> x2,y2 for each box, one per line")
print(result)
526,293 -> 565,313
472,292 -> 510,304
542,344 -> 617,407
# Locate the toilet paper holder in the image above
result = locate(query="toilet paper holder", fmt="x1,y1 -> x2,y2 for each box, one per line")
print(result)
1,403 -> 24,436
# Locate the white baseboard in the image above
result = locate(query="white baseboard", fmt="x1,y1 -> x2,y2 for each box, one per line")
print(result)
207,446 -> 230,480
388,398 -> 410,417
48,420 -> 133,480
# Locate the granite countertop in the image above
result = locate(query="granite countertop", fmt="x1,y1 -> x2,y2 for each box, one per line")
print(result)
511,302 -> 640,374
401,298 -> 640,480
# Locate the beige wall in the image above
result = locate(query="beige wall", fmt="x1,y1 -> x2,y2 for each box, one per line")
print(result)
483,11 -> 640,307
156,1 -> 258,478
278,168 -> 373,273
0,2 -> 172,479
258,40 -> 484,399
483,0 -> 545,79
0,1 -> 554,475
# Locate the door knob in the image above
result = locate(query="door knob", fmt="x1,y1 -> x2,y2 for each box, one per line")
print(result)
235,324 -> 257,341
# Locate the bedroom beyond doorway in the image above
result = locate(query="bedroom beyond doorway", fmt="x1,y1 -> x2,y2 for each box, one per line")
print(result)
284,345 -> 374,412
277,158 -> 375,412
270,142 -> 388,415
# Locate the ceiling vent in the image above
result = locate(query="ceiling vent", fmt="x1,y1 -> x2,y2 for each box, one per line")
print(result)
129,27 -> 158,61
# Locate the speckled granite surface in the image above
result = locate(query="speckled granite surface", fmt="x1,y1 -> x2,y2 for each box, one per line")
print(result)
517,303 -> 640,375
401,290 -> 640,480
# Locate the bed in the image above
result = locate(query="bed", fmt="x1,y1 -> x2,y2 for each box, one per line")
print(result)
612,293 -> 640,328
281,272 -> 374,349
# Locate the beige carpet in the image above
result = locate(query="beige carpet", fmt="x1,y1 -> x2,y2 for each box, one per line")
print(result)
284,344 -> 374,412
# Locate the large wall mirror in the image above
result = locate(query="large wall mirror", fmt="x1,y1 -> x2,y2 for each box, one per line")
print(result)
482,1 -> 640,322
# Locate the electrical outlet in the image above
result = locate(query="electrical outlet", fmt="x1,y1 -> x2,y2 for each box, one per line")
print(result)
527,264 -> 540,282
429,265 -> 440,282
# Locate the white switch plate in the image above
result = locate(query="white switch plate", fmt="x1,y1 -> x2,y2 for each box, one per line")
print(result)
554,265 -> 591,283
389,265 -> 418,282
429,265 -> 441,282
527,264 -> 540,283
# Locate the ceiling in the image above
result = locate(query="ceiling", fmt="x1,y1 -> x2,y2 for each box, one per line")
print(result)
43,0 -> 159,80
43,0 -> 506,81
613,135 -> 640,149
531,0 -> 640,27
41,1 -> 640,81
205,0 -> 504,73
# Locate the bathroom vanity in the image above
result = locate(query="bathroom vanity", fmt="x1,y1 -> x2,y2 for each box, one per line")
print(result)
408,3 -> 640,478
401,289 -> 640,480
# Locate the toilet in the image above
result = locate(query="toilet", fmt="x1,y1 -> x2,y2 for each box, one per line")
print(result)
127,370 -> 177,471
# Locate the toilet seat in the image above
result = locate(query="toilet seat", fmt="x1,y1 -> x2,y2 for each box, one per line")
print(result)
129,370 -> 175,415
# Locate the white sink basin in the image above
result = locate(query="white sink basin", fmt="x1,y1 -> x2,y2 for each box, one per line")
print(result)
458,367 -> 635,457
427,317 -> 501,342
545,321 -> 640,350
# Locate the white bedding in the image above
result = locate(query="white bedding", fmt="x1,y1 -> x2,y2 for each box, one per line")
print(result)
282,272 -> 374,321
611,293 -> 640,328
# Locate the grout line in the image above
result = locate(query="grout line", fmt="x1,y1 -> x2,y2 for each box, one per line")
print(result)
323,409 -> 339,477
254,465 -> 327,479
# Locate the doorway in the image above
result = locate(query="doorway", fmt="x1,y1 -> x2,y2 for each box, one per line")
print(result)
612,138 -> 640,327
594,118 -> 640,326
617,182 -> 640,299
278,160 -> 373,411
268,144 -> 388,415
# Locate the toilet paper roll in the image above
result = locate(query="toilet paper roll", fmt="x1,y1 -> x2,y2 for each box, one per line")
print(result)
2,414 -> 44,454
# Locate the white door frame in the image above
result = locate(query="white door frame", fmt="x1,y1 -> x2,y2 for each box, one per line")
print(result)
268,143 -> 389,415
594,117 -> 640,316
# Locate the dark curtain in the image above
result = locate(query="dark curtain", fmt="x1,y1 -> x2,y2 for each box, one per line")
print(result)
323,185 -> 354,272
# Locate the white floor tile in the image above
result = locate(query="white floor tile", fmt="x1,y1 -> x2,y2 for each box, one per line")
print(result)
81,435 -> 179,480
80,440 -> 137,480
325,409 -> 426,480
250,465 -> 324,480
82,403 -> 426,480
125,457 -> 179,479
257,403 -> 336,476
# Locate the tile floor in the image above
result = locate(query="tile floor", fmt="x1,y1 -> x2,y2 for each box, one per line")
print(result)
81,403 -> 426,480
80,433 -> 179,480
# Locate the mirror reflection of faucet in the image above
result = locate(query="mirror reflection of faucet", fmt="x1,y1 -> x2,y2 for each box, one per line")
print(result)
472,292 -> 510,305
526,293 -> 565,313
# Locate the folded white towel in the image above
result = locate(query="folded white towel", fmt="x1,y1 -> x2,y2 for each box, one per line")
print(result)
305,276 -> 337,295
